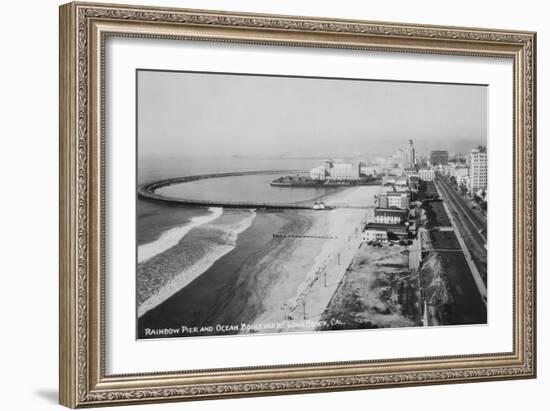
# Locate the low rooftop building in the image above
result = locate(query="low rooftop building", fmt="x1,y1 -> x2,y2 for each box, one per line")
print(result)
362,222 -> 409,242
419,168 -> 435,182
374,208 -> 408,224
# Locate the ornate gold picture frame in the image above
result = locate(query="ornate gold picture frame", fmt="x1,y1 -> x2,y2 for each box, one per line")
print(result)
59,1 -> 536,408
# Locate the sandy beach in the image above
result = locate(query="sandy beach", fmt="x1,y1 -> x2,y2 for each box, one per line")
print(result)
244,186 -> 377,333
138,185 -> 380,338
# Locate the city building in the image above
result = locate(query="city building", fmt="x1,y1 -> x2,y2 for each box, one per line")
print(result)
362,225 -> 388,242
418,168 -> 435,181
404,139 -> 415,168
435,163 -> 452,175
389,149 -> 405,171
359,164 -> 381,176
387,192 -> 410,209
382,175 -> 408,188
408,175 -> 420,191
362,223 -> 409,242
309,166 -> 326,180
376,192 -> 410,209
430,150 -> 449,166
402,167 -> 418,177
324,159 -> 334,169
468,147 -> 488,193
376,193 -> 388,208
309,160 -> 361,181
327,162 -> 360,180
449,152 -> 468,164
374,208 -> 408,224
450,164 -> 469,185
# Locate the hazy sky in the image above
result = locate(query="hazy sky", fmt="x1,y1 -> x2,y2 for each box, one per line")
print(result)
137,70 -> 487,160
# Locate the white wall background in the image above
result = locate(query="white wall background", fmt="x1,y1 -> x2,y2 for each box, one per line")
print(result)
0,0 -> 546,409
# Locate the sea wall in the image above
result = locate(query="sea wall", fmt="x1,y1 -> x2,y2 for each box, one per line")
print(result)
138,170 -> 313,210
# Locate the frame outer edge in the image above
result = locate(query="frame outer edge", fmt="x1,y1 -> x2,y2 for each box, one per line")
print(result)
60,2 -> 79,409
59,1 -> 537,407
530,32 -> 537,378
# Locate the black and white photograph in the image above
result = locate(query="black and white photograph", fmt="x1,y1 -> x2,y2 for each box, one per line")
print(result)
136,70 -> 488,339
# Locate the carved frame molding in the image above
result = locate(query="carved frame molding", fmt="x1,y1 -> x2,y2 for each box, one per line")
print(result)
59,2 -> 536,408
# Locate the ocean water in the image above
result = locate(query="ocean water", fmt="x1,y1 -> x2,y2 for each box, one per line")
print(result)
137,208 -> 256,317
136,158 -> 325,317
156,173 -> 341,205
136,157 -> 365,324
137,209 -> 314,336
138,207 -> 224,263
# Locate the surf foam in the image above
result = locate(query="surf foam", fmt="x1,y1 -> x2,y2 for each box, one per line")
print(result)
137,207 -> 223,264
138,210 -> 256,317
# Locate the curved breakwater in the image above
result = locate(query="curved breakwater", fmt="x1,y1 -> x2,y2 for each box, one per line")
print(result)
138,170 -> 318,209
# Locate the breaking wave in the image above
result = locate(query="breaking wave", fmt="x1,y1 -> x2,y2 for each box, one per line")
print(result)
138,210 -> 256,317
137,207 -> 224,264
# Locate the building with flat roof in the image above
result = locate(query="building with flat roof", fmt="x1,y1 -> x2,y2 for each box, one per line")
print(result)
450,164 -> 469,186
374,208 -> 408,224
360,164 -> 380,176
408,175 -> 420,191
387,192 -> 410,209
382,175 -> 408,187
418,168 -> 435,182
402,167 -> 418,177
376,192 -> 410,209
309,166 -> 326,180
405,139 -> 415,169
468,147 -> 487,193
362,225 -> 388,242
362,223 -> 409,242
309,160 -> 362,181
430,150 -> 449,166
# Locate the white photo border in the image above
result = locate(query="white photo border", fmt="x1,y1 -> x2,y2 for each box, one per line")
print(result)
104,37 -> 513,375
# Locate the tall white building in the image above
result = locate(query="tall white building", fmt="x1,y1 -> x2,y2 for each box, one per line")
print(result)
468,147 -> 487,193
405,139 -> 415,169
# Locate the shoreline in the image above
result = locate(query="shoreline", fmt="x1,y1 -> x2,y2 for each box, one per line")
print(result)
138,170 -> 378,210
245,186 -> 375,334
138,170 -> 311,210
137,209 -> 312,337
137,185 -> 379,339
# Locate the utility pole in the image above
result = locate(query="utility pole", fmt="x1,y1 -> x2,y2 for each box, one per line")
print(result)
302,299 -> 306,320
337,252 -> 341,265
324,270 -> 327,287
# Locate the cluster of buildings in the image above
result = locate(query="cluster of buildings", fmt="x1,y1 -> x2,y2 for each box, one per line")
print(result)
368,139 -> 416,176
359,139 -> 487,243
308,140 -> 488,238
434,146 -> 487,195
362,175 -> 418,243
371,139 -> 487,195
308,140 -> 416,180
